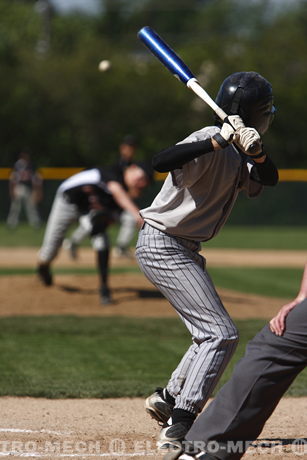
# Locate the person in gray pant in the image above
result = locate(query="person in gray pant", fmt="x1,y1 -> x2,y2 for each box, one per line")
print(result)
7,151 -> 43,229
163,264 -> 307,460
37,165 -> 148,304
135,71 -> 278,449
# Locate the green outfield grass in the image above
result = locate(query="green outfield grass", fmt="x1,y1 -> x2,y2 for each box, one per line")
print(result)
0,224 -> 305,401
0,316 -> 306,398
209,267 -> 301,299
0,223 -> 306,249
203,225 -> 307,250
0,266 -> 301,299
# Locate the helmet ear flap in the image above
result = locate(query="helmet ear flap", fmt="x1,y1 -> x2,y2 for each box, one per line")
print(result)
215,71 -> 274,133
214,72 -> 246,125
229,72 -> 252,117
229,86 -> 243,115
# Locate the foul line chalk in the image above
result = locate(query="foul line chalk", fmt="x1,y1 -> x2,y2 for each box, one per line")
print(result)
0,453 -> 155,457
0,428 -> 72,435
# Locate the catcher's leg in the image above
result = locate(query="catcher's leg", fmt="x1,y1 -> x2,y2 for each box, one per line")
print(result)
185,299 -> 307,460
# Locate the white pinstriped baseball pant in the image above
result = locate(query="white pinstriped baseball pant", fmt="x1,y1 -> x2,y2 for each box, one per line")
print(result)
135,223 -> 239,415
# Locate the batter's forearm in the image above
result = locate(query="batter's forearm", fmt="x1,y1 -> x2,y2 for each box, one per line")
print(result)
152,139 -> 215,172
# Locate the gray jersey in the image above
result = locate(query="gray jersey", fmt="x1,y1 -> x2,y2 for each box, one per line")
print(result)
140,126 -> 262,241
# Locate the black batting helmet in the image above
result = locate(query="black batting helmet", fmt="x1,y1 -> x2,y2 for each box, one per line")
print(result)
215,71 -> 276,134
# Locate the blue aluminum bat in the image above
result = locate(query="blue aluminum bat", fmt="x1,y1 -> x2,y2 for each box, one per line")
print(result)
138,26 -> 195,85
137,26 -> 227,121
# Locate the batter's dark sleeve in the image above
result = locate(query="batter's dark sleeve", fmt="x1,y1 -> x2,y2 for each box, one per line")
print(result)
250,156 -> 279,186
152,139 -> 214,172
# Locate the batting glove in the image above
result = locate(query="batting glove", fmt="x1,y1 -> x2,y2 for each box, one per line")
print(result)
234,127 -> 263,156
213,115 -> 245,148
227,115 -> 245,130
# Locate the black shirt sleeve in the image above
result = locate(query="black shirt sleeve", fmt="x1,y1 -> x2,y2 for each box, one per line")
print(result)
250,155 -> 279,186
99,166 -> 124,185
152,138 -> 214,172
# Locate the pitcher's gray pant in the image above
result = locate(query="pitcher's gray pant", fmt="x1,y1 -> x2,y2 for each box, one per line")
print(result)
68,209 -> 135,250
136,223 -> 239,415
186,299 -> 307,459
39,192 -> 78,263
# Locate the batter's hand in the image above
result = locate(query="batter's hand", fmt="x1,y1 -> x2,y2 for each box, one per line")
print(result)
234,127 -> 263,156
213,115 -> 245,148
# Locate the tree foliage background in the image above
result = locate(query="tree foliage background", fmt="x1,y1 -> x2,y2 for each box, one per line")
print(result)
0,0 -> 306,168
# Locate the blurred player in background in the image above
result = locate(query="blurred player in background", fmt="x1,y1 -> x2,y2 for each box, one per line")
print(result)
63,135 -> 144,259
6,151 -> 43,229
114,134 -> 140,257
37,164 -> 149,304
135,71 -> 278,449
163,264 -> 307,460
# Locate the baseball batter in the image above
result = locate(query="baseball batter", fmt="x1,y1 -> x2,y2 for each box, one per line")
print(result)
37,164 -> 148,304
135,71 -> 278,448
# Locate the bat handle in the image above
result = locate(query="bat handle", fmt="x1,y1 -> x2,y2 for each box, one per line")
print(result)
247,140 -> 262,155
187,79 -> 227,121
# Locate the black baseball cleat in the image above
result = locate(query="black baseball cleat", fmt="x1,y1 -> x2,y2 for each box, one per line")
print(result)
158,421 -> 195,451
100,286 -> 113,305
145,387 -> 174,425
37,264 -> 53,286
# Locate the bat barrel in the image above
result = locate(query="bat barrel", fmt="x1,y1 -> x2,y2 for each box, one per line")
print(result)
138,26 -> 195,85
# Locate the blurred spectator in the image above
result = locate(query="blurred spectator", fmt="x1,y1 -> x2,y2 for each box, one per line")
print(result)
6,151 -> 43,229
113,134 -> 141,257
117,134 -> 138,169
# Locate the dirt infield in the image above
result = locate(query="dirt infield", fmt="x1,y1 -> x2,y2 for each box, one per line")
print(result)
0,396 -> 306,459
0,272 -> 292,319
1,247 -> 306,319
0,247 -> 306,459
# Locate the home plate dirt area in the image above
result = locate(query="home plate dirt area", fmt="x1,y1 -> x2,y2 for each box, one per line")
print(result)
0,247 -> 306,459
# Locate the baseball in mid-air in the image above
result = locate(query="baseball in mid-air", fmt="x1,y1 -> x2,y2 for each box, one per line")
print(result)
98,60 -> 111,72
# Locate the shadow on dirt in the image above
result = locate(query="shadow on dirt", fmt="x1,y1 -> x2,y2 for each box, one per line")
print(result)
57,284 -> 164,300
